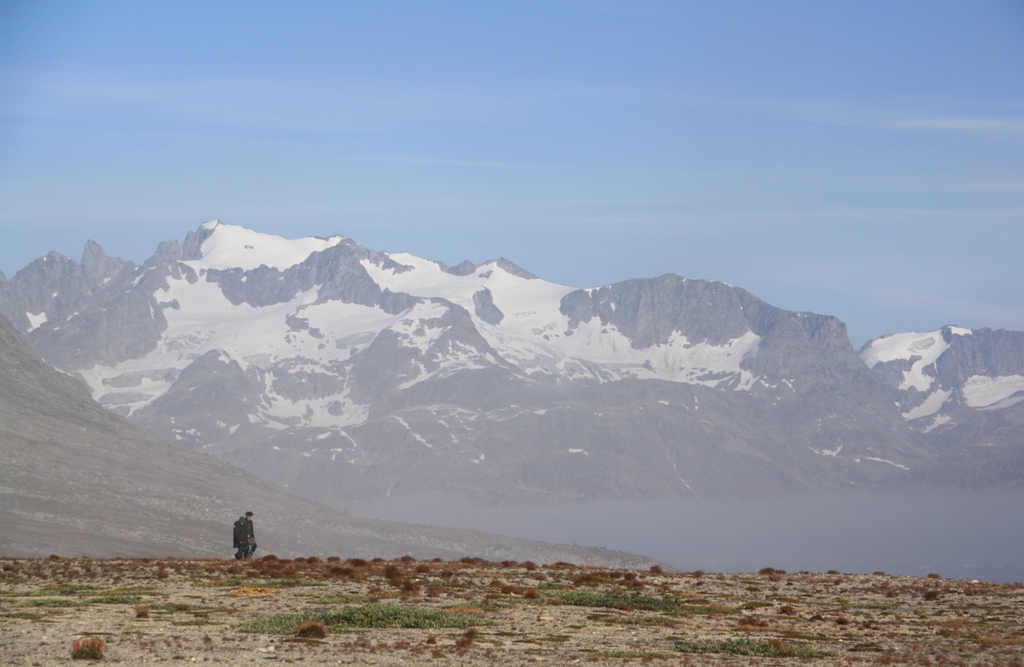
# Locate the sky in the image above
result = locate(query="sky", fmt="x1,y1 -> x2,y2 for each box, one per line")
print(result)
0,1 -> 1021,346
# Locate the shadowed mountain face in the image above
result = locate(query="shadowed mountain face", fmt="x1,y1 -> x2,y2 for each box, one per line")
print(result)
0,314 -> 660,568
861,326 -> 1024,490
3,220 -> 1009,509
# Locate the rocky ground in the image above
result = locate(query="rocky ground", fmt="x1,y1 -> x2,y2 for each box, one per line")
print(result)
1,556 -> 1022,666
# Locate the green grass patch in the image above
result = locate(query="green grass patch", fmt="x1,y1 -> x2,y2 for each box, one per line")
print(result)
780,630 -> 833,641
40,584 -> 99,595
741,601 -> 773,609
601,650 -> 672,659
1,611 -> 46,620
554,590 -> 725,613
238,603 -> 487,634
675,637 -> 833,658
108,587 -> 161,596
18,598 -> 85,607
307,594 -> 373,605
85,595 -> 142,605
149,602 -> 213,613
192,578 -> 246,588
587,612 -> 681,627
265,579 -> 325,588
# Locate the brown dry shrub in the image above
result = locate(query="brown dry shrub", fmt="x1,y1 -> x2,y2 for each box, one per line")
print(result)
455,628 -> 478,650
297,620 -> 327,639
327,566 -> 352,577
72,637 -> 105,660
573,572 -> 603,587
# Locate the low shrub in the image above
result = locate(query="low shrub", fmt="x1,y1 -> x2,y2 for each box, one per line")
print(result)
238,603 -> 485,634
455,628 -> 478,649
675,637 -> 831,658
72,637 -> 105,660
296,620 -> 327,638
555,590 -> 730,614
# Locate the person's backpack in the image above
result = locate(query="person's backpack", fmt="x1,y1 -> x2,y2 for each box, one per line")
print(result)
232,518 -> 247,546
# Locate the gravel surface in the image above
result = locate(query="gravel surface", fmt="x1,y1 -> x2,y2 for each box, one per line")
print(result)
1,557 -> 1022,665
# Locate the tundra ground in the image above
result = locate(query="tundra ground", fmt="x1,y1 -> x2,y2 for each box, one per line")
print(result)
1,556 -> 1022,665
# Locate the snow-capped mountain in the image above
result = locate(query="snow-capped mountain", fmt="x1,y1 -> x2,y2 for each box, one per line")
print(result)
1,221 -> 938,504
860,326 -> 1024,489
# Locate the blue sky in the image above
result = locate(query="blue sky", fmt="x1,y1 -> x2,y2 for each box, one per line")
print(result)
1,1 -> 1021,345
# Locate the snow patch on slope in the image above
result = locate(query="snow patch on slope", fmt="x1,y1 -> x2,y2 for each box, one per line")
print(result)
902,389 -> 952,421
963,375 -> 1024,410
860,329 -> 949,391
25,311 -> 47,332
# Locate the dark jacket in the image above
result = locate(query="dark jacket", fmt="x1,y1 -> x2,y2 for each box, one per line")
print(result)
233,517 -> 248,548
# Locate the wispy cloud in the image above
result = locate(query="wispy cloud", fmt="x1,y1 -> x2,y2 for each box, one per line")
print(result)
0,67 -> 528,133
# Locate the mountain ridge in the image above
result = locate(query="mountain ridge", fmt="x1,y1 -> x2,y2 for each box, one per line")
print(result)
2,220 -> 1018,506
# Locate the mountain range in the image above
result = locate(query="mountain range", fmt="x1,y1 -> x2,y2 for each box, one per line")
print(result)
1,220 -> 1020,510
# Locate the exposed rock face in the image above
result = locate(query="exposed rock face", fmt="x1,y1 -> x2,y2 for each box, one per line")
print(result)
861,326 -> 1024,490
0,313 -> 659,567
0,220 -> 957,508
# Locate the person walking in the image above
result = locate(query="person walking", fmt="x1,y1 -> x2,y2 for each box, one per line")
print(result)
243,511 -> 256,558
233,511 -> 256,559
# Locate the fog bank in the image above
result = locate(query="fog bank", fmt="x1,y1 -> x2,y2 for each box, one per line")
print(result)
350,492 -> 1024,583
